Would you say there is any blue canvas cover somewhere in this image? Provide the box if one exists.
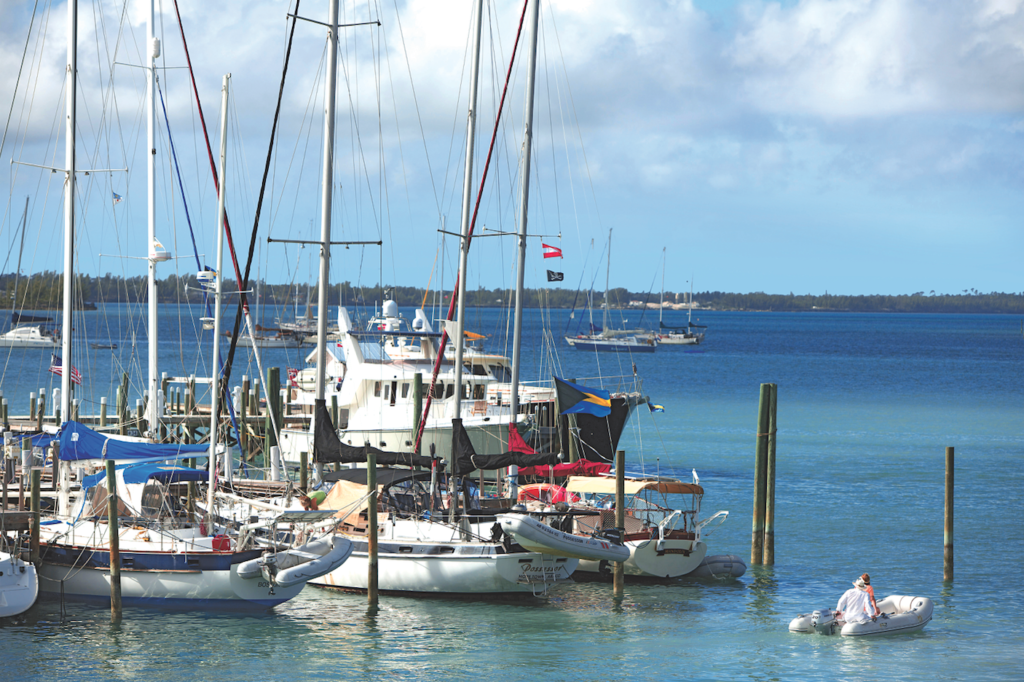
[59,420,209,461]
[80,463,207,491]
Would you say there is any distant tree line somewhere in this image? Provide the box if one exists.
[2,271,1022,314]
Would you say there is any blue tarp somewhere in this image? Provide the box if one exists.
[58,420,209,462]
[80,463,206,491]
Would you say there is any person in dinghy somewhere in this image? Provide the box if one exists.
[835,576,876,624]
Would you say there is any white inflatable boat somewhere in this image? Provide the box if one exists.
[497,514,630,563]
[789,595,933,637]
[684,554,746,579]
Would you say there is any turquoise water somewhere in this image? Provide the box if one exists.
[1,309,1022,681]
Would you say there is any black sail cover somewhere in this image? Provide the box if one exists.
[313,399,437,468]
[451,418,558,475]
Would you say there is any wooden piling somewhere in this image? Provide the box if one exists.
[299,451,308,493]
[106,460,122,621]
[265,368,280,457]
[944,446,954,582]
[71,398,79,422]
[764,383,778,565]
[367,450,378,605]
[412,373,423,456]
[117,372,129,435]
[3,398,9,431]
[37,389,45,430]
[751,383,771,566]
[613,449,625,597]
[29,392,37,421]
[100,396,108,427]
[30,469,40,563]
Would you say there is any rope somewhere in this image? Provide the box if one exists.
[414,0,532,454]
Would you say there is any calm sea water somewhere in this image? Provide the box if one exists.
[1,307,1022,681]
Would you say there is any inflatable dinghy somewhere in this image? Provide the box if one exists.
[789,595,933,637]
[684,554,746,579]
[497,514,630,562]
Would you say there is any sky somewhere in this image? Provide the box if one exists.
[0,0,1021,298]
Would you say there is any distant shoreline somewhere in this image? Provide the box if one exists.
[2,272,1021,315]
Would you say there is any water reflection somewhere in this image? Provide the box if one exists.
[746,565,780,626]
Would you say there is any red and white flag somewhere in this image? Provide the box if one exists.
[49,354,82,385]
[286,367,299,388]
[542,243,562,259]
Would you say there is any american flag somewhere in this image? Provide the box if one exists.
[49,354,82,385]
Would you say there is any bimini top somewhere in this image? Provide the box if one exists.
[565,476,703,496]
[80,463,207,491]
[59,420,209,461]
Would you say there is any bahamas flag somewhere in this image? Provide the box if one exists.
[554,376,611,417]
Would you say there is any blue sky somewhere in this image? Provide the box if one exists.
[1,0,1021,298]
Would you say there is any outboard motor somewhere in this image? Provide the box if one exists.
[811,609,839,635]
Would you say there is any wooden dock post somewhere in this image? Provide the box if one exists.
[412,373,423,456]
[37,388,45,430]
[614,449,625,597]
[944,446,954,582]
[367,450,379,605]
[136,399,145,434]
[117,372,128,435]
[71,398,79,422]
[3,398,9,431]
[29,392,37,421]
[265,368,280,458]
[106,460,122,621]
[30,469,40,563]
[100,397,108,427]
[751,383,771,566]
[764,383,778,565]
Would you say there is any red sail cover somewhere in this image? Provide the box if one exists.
[517,460,612,478]
[507,423,536,454]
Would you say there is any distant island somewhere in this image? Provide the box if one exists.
[2,271,1022,315]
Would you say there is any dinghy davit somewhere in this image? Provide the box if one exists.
[789,595,933,637]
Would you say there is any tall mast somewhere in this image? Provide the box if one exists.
[146,0,160,436]
[206,74,230,521]
[12,197,29,311]
[60,0,77,423]
[509,0,540,443]
[508,0,541,499]
[659,247,665,326]
[603,228,611,333]
[451,0,484,521]
[315,0,340,404]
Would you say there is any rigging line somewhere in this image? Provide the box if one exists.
[414,0,532,455]
[0,0,41,170]
[389,0,442,219]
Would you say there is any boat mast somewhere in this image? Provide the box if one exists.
[146,0,161,437]
[450,0,484,521]
[603,228,611,334]
[659,247,665,328]
[206,74,230,521]
[11,197,29,313]
[60,0,77,423]
[508,0,541,495]
[315,0,339,407]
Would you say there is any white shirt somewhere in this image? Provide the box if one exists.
[836,587,873,623]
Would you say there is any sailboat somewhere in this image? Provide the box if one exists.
[306,0,585,596]
[565,229,658,353]
[656,249,706,345]
[0,199,59,349]
[36,7,349,609]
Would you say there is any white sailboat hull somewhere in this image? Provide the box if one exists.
[310,539,576,595]
[0,551,38,617]
[576,538,707,579]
